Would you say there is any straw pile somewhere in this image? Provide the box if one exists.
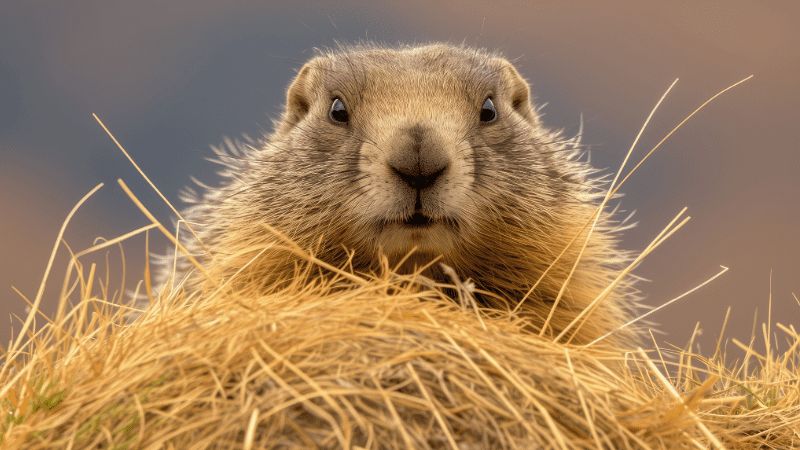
[1,211,797,449]
[3,75,797,449]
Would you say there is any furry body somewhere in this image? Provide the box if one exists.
[153,42,644,347]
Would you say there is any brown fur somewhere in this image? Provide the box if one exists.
[153,42,646,348]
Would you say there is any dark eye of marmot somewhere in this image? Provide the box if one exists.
[480,97,497,122]
[329,98,349,123]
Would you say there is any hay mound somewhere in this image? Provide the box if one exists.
[4,75,797,447]
[1,245,798,449]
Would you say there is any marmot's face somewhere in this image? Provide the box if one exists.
[274,44,571,268]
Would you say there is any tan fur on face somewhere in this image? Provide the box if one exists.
[154,42,646,349]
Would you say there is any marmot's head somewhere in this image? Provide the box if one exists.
[264,42,592,276]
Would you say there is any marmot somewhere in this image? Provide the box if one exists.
[152,42,645,348]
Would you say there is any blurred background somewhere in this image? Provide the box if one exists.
[1,1,798,366]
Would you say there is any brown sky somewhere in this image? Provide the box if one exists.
[1,0,798,364]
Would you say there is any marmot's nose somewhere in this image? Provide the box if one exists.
[391,164,447,190]
[387,124,450,190]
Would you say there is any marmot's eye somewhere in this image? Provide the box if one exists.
[480,97,497,123]
[329,98,349,123]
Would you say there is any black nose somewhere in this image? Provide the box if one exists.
[387,124,449,190]
[391,165,447,190]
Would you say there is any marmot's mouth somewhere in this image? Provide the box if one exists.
[380,213,459,231]
[405,212,433,227]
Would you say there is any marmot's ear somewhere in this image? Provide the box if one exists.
[500,62,540,127]
[280,60,320,133]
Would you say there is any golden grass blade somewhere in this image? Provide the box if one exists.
[585,266,730,348]
[93,113,214,260]
[406,362,459,450]
[558,211,691,345]
[244,408,259,450]
[637,348,726,449]
[531,79,679,325]
[0,182,103,384]
[116,178,215,285]
[608,75,754,202]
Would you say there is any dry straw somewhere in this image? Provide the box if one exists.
[3,76,799,449]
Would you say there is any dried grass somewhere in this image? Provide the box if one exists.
[3,75,796,449]
[1,219,798,449]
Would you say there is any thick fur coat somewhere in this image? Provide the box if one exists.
[150,42,645,348]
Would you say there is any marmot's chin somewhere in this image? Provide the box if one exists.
[376,218,458,257]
